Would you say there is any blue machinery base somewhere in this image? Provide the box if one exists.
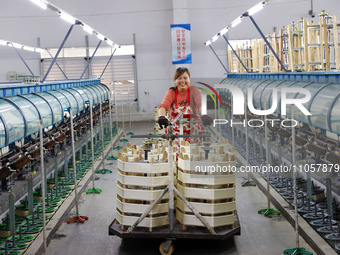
[227,72,340,83]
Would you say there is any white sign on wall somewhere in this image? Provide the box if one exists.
[7,71,17,81]
[171,24,192,64]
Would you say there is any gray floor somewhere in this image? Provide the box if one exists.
[45,121,315,255]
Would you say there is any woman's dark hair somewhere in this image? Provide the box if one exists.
[173,67,190,81]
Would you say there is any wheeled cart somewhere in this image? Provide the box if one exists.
[108,214,240,255]
[108,116,241,254]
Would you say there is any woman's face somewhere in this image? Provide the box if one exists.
[175,72,190,91]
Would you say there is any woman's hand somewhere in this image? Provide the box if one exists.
[158,116,169,129]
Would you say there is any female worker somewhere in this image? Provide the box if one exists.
[157,67,212,145]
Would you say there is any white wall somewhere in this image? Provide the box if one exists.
[0,0,338,112]
[0,51,41,82]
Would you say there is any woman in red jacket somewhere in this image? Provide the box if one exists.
[158,67,211,145]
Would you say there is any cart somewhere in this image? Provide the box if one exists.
[108,115,241,254]
[108,214,240,255]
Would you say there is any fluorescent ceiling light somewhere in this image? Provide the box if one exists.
[59,11,76,24]
[247,1,265,16]
[29,0,119,50]
[47,4,59,12]
[35,48,46,53]
[10,42,23,49]
[106,39,113,46]
[96,33,105,41]
[30,0,48,10]
[219,27,229,36]
[204,0,268,46]
[211,34,219,43]
[23,46,35,52]
[231,16,243,28]
[0,39,45,53]
[82,24,94,34]
[113,44,120,49]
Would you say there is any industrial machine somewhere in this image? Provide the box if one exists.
[217,72,340,254]
[0,79,117,254]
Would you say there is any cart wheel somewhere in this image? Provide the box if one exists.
[159,241,174,255]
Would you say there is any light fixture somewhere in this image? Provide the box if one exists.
[59,11,77,24]
[106,39,113,45]
[82,24,94,35]
[96,33,105,41]
[106,39,114,46]
[204,0,269,46]
[219,27,229,36]
[35,48,46,53]
[0,39,46,53]
[9,42,23,49]
[30,0,47,10]
[23,46,35,52]
[211,34,219,43]
[203,0,271,73]
[29,0,120,49]
[230,16,243,28]
[247,1,265,16]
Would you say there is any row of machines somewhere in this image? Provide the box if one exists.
[0,102,116,254]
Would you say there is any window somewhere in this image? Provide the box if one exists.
[41,45,137,111]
